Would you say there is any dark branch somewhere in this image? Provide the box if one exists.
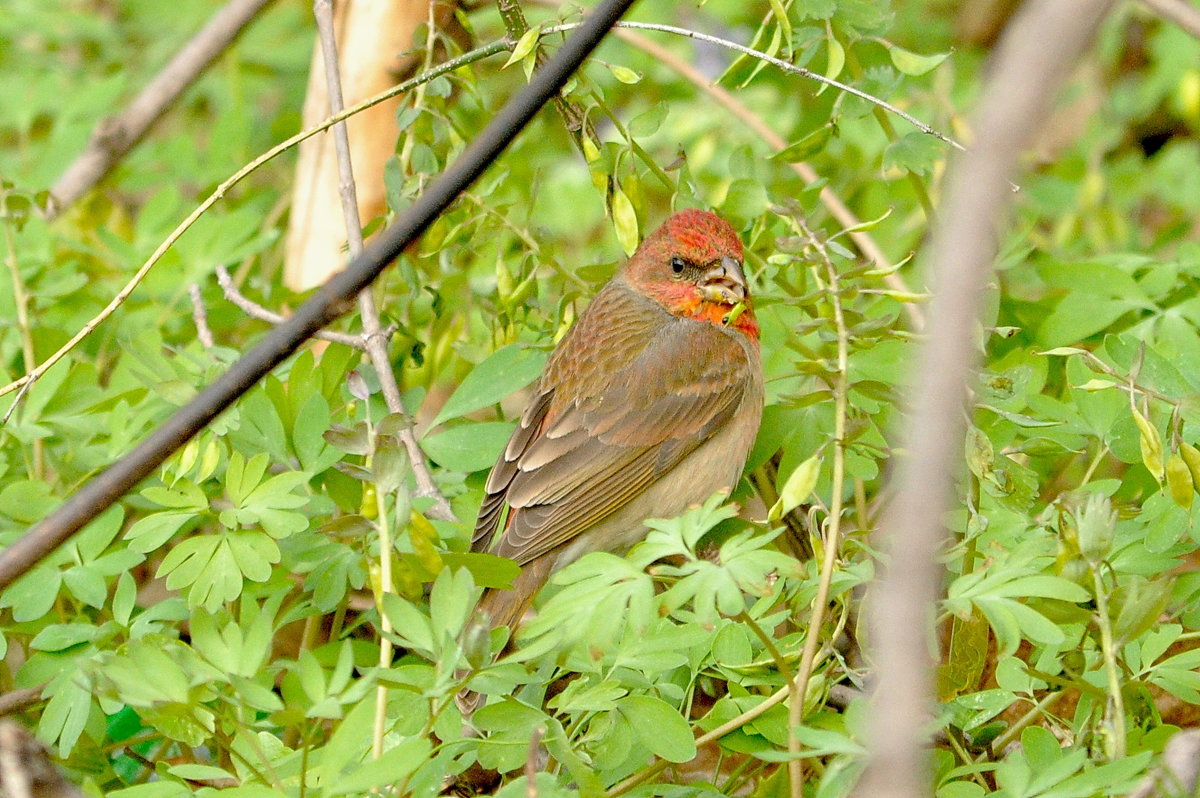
[0,0,640,592]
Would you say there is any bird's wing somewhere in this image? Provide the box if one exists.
[472,283,755,565]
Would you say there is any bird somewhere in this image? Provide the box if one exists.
[463,208,763,706]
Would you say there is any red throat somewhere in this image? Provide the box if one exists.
[645,282,760,341]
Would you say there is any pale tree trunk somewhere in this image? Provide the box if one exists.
[286,0,464,291]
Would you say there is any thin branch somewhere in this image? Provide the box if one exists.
[46,0,276,219]
[0,179,45,475]
[852,2,1115,797]
[1139,0,1200,38]
[0,36,517,402]
[0,0,639,593]
[216,265,366,350]
[312,0,454,520]
[0,685,43,717]
[567,21,964,152]
[613,28,925,330]
[189,283,215,350]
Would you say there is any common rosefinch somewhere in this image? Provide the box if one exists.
[465,209,763,700]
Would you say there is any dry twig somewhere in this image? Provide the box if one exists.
[313,0,455,521]
[216,265,367,350]
[189,283,215,350]
[853,2,1115,796]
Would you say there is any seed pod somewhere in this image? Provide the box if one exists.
[1167,453,1194,510]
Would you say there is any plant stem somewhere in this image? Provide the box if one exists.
[784,214,851,798]
[1091,564,1126,759]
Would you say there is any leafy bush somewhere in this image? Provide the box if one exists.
[2,1,1200,797]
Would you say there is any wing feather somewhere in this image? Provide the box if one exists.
[472,279,756,565]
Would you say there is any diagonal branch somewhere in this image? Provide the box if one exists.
[0,0,640,593]
[215,265,368,350]
[47,0,277,219]
[613,27,925,331]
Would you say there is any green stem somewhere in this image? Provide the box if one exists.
[1091,565,1126,759]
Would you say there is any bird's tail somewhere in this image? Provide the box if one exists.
[455,556,555,717]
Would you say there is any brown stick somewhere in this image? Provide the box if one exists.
[853,1,1114,796]
[46,0,276,219]
[215,265,368,350]
[313,0,455,521]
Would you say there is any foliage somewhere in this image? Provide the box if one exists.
[2,1,1200,797]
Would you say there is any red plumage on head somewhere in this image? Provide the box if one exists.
[660,208,743,263]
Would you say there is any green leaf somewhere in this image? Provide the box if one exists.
[431,345,547,427]
[612,186,639,257]
[0,479,57,523]
[883,132,943,176]
[607,64,641,84]
[770,126,832,163]
[503,25,540,69]
[769,453,820,521]
[887,43,950,76]
[421,421,514,473]
[618,695,696,762]
[326,736,431,794]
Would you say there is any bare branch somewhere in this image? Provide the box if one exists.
[189,283,215,350]
[543,21,963,153]
[215,265,366,350]
[0,686,43,718]
[313,0,455,521]
[853,2,1115,797]
[46,0,276,219]
[0,0,638,594]
[0,720,84,798]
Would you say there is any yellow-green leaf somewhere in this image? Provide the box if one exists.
[818,35,845,96]
[503,26,540,69]
[607,64,641,84]
[887,44,950,76]
[1132,407,1164,484]
[1167,453,1194,509]
[612,187,639,256]
[769,454,821,522]
[1181,443,1200,494]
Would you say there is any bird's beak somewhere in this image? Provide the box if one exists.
[700,256,747,304]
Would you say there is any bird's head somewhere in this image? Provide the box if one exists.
[623,209,758,339]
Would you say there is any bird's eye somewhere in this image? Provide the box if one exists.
[670,256,687,276]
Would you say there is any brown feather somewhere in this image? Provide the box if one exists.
[464,210,764,713]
